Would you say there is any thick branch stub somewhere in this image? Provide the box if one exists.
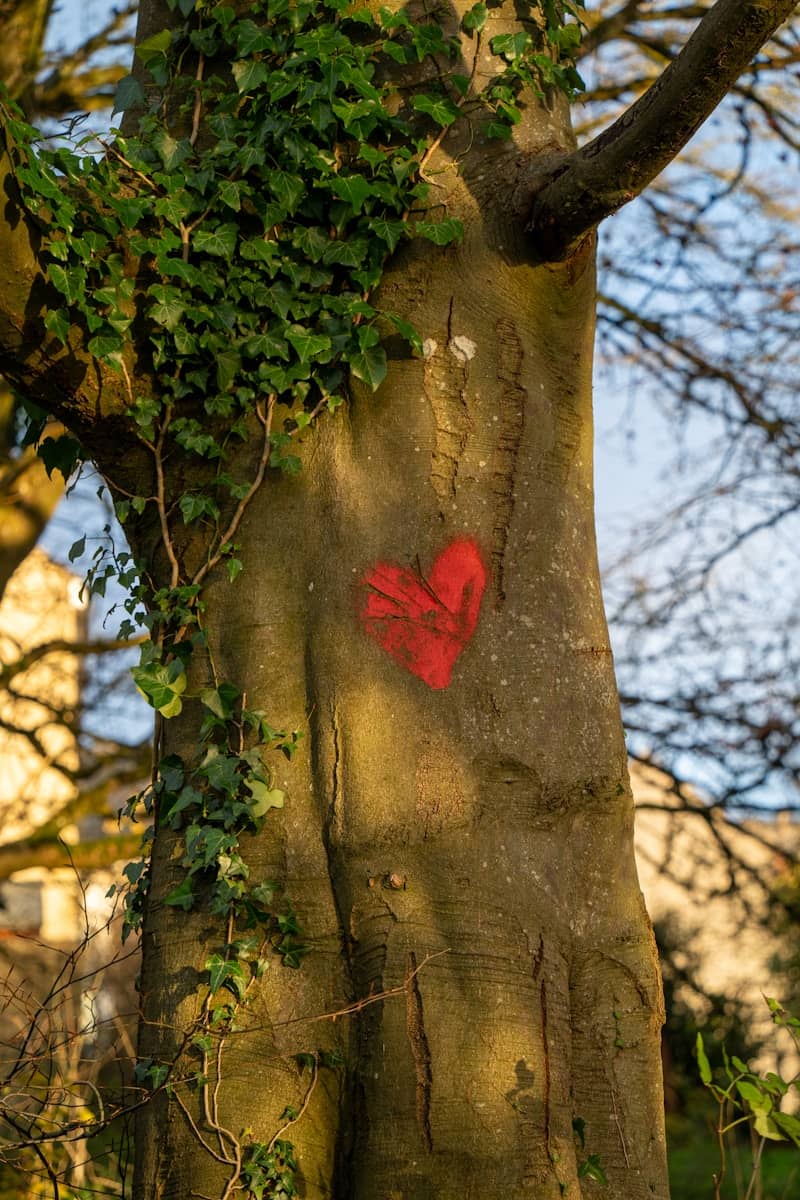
[527,0,798,261]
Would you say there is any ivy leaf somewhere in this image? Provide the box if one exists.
[200,683,241,719]
[164,877,194,910]
[148,285,185,331]
[369,217,406,253]
[329,174,373,212]
[414,217,464,245]
[132,659,188,717]
[113,74,145,114]
[578,1156,608,1186]
[286,326,332,362]
[269,170,305,213]
[696,1034,712,1085]
[490,31,531,61]
[216,347,241,392]
[218,179,242,211]
[236,18,273,55]
[136,28,171,64]
[350,345,387,391]
[205,953,228,994]
[47,263,86,305]
[232,59,270,93]
[384,312,422,354]
[462,2,487,31]
[771,1111,800,1147]
[412,94,460,127]
[38,435,82,481]
[44,309,70,345]
[155,192,195,226]
[193,224,238,257]
[242,331,289,361]
[179,493,220,524]
[88,333,124,363]
[245,780,285,818]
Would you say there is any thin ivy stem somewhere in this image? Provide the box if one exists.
[190,55,205,147]
[192,395,275,589]
[153,404,181,589]
[268,1059,318,1153]
[743,1137,766,1200]
[173,1090,234,1166]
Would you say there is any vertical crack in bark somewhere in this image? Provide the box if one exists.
[306,676,352,977]
[424,296,471,513]
[329,700,344,845]
[540,978,551,1159]
[491,318,526,609]
[405,950,434,1152]
[531,931,545,981]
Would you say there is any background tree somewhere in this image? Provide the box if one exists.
[0,1,799,1199]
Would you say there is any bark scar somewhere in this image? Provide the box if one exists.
[424,296,471,511]
[405,949,433,1152]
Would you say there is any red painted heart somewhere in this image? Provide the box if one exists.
[360,538,487,689]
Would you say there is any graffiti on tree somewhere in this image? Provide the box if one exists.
[360,538,487,689]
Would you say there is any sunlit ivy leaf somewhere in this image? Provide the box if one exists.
[490,31,531,61]
[47,263,86,305]
[245,780,285,818]
[132,659,187,717]
[462,2,487,31]
[695,1034,712,1085]
[578,1156,608,1185]
[414,217,464,245]
[136,29,171,63]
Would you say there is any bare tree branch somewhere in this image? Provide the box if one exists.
[528,0,799,260]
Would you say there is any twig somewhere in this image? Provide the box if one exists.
[274,948,450,1028]
[190,56,205,147]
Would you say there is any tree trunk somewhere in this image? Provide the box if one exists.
[132,120,668,1197]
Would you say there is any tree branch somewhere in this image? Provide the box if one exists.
[528,0,799,260]
[0,117,146,479]
[0,833,142,881]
